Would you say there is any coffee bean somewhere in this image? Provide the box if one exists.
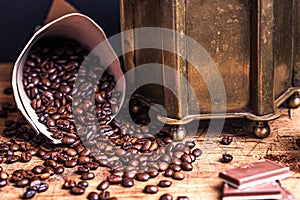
[66,148,77,157]
[88,192,100,200]
[71,186,85,195]
[5,155,20,163]
[54,166,64,174]
[63,179,76,189]
[181,154,192,163]
[192,148,202,157]
[185,141,195,149]
[81,172,95,180]
[159,161,169,171]
[0,179,7,187]
[78,156,90,165]
[77,166,90,174]
[16,179,29,187]
[160,194,173,200]
[158,180,172,188]
[148,168,159,178]
[221,136,233,145]
[20,152,32,162]
[0,172,8,180]
[32,165,44,174]
[23,189,36,199]
[42,167,55,176]
[164,169,174,177]
[122,177,134,187]
[172,172,185,180]
[169,163,181,172]
[107,175,122,184]
[65,159,77,168]
[177,196,189,200]
[97,180,110,191]
[30,176,41,188]
[144,185,158,194]
[77,180,89,188]
[135,173,150,181]
[99,191,110,199]
[0,166,2,172]
[45,159,57,168]
[37,182,49,192]
[181,162,193,171]
[40,173,51,180]
[221,154,233,163]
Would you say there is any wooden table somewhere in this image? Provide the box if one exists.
[1,63,300,200]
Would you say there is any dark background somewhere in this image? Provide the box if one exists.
[0,0,120,62]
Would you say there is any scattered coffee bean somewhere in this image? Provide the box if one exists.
[181,162,193,171]
[37,182,49,192]
[23,189,36,199]
[122,177,134,187]
[71,186,85,195]
[158,180,172,188]
[16,179,29,187]
[192,148,202,157]
[160,194,173,200]
[99,191,110,199]
[63,179,76,189]
[172,172,185,180]
[144,185,158,194]
[54,166,65,174]
[221,154,233,163]
[221,136,233,145]
[88,192,100,200]
[135,173,150,181]
[77,181,89,188]
[177,196,189,200]
[164,169,174,177]
[81,172,95,180]
[0,179,7,187]
[97,180,110,191]
[107,175,122,184]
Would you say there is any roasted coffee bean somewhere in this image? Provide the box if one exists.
[185,141,195,149]
[63,179,76,189]
[23,189,36,199]
[135,173,150,181]
[97,180,110,191]
[221,154,233,163]
[45,159,57,168]
[99,191,110,199]
[160,194,173,200]
[88,192,100,200]
[81,172,95,180]
[32,165,44,174]
[65,159,77,168]
[192,148,202,157]
[107,175,122,184]
[66,148,77,157]
[42,167,55,176]
[77,166,90,174]
[54,166,65,174]
[122,177,134,187]
[16,178,29,187]
[164,169,174,177]
[40,173,51,180]
[5,155,20,163]
[177,196,189,200]
[172,171,185,180]
[181,162,193,171]
[221,136,233,145]
[20,152,32,162]
[77,181,89,188]
[148,168,159,178]
[169,163,181,172]
[159,161,169,171]
[3,87,13,95]
[78,156,90,165]
[144,185,158,194]
[0,109,8,118]
[30,176,41,188]
[0,172,8,180]
[71,186,85,195]
[37,182,49,192]
[158,180,172,188]
[0,179,7,187]
[181,154,192,163]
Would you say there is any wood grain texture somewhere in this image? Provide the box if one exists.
[0,63,300,200]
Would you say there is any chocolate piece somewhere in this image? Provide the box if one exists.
[219,160,290,189]
[222,182,282,200]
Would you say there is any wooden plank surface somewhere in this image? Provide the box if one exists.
[0,63,300,199]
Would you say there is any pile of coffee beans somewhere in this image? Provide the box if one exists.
[0,37,205,199]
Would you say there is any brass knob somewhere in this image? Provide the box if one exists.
[286,92,300,109]
[253,121,270,138]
